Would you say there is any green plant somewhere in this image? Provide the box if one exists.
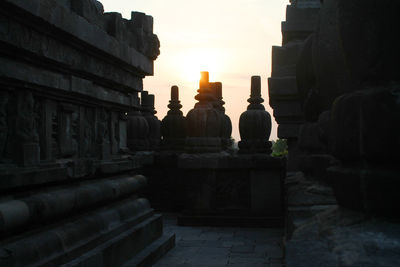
[271,139,288,157]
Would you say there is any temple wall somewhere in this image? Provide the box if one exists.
[0,1,174,266]
[268,0,320,170]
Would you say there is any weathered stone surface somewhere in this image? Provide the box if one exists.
[279,1,400,266]
[0,1,171,266]
[0,175,147,234]
[286,206,400,267]
[177,153,285,227]
[269,2,320,170]
[1,0,157,79]
[328,166,400,217]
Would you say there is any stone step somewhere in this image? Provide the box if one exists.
[62,213,165,267]
[121,233,176,267]
[0,197,156,266]
[0,175,147,236]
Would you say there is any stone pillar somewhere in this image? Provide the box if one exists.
[141,91,161,151]
[239,76,272,154]
[161,86,186,151]
[185,72,222,153]
[210,82,232,150]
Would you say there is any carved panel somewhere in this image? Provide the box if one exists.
[58,104,78,158]
[96,108,111,159]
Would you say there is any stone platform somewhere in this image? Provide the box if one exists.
[154,213,284,267]
[176,153,286,227]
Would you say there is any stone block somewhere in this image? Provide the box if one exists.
[272,101,303,118]
[277,124,301,139]
[271,65,297,77]
[177,154,285,227]
[271,43,303,69]
[251,170,283,215]
[268,77,298,98]
[286,5,320,22]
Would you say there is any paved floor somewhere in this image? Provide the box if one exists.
[153,214,284,267]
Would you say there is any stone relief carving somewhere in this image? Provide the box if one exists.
[16,91,39,143]
[82,107,94,157]
[59,104,78,158]
[96,108,111,159]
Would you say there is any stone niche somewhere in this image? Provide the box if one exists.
[0,0,173,266]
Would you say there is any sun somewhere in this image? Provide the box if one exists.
[178,48,222,84]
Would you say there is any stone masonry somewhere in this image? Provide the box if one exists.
[0,0,174,266]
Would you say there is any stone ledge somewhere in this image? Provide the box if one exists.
[2,0,154,76]
[0,197,154,266]
[0,57,137,108]
[0,158,142,190]
[0,175,148,235]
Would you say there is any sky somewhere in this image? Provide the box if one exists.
[99,0,289,141]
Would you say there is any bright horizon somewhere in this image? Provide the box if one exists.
[100,0,289,141]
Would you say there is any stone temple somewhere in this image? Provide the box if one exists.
[1,0,400,266]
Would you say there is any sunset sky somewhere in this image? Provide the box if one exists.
[100,0,289,141]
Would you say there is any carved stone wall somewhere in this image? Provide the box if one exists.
[268,0,320,170]
[0,1,173,266]
[278,1,400,266]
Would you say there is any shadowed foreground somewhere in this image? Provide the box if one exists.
[154,214,284,267]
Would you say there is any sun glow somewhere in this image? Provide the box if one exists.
[178,48,224,83]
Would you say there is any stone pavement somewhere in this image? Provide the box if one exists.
[153,214,284,267]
